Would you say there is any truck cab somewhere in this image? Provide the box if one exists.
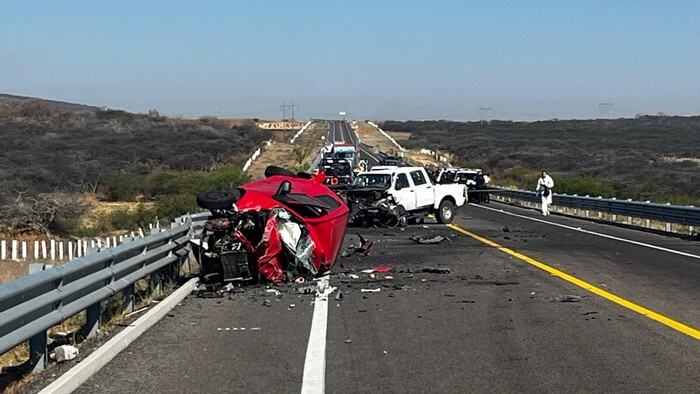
[348,166,467,224]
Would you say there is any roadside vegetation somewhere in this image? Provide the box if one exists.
[380,116,700,205]
[0,99,269,237]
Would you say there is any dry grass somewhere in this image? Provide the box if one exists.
[246,122,328,179]
[0,260,30,286]
[386,131,412,141]
[354,122,442,167]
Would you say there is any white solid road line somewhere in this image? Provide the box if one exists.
[471,203,700,260]
[301,277,334,394]
[39,278,200,394]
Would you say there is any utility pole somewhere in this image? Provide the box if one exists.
[280,102,300,122]
[599,103,614,118]
[478,107,493,124]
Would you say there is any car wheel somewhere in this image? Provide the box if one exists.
[436,200,455,224]
[196,189,241,210]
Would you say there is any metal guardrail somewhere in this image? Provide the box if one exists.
[493,187,700,227]
[0,215,201,371]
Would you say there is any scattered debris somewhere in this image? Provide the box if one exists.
[385,275,394,280]
[266,288,282,296]
[502,226,510,233]
[421,225,430,229]
[350,233,373,255]
[554,295,583,303]
[335,291,344,301]
[289,303,296,308]
[263,300,272,307]
[360,288,382,293]
[422,267,452,274]
[348,274,360,279]
[443,293,456,297]
[582,311,599,316]
[296,285,316,294]
[409,235,448,244]
[51,345,79,363]
[344,339,352,344]
[340,250,351,258]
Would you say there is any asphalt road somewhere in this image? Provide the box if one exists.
[71,202,700,393]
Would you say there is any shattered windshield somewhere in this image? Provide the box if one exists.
[352,174,391,188]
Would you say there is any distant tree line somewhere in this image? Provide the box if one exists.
[381,116,700,204]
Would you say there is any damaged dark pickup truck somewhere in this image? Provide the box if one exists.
[347,166,467,227]
[193,166,349,284]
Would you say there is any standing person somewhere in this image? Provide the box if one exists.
[482,173,491,203]
[536,171,554,216]
[475,171,486,203]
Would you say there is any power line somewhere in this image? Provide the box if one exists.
[280,101,300,121]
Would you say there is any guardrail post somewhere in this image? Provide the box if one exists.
[150,271,162,297]
[29,331,48,372]
[585,210,590,218]
[84,303,101,338]
[627,216,632,225]
[645,219,651,228]
[666,222,672,232]
[122,285,134,314]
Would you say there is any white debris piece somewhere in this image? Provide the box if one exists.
[51,345,79,362]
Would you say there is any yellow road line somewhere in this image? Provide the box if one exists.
[447,223,700,340]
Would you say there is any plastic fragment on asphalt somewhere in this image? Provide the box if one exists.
[348,274,360,279]
[421,267,452,274]
[555,295,583,302]
[344,339,352,344]
[410,235,447,244]
[360,288,381,293]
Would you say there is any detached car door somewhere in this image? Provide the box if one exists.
[410,170,433,208]
[392,173,417,211]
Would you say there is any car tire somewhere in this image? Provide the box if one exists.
[196,189,241,210]
[265,166,296,178]
[436,200,455,224]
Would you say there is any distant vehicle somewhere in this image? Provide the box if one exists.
[331,143,358,168]
[347,166,467,226]
[379,154,406,167]
[321,157,354,188]
[435,168,487,203]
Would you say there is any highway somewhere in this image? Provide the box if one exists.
[66,125,700,393]
[328,119,381,168]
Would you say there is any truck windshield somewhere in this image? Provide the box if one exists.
[352,174,391,188]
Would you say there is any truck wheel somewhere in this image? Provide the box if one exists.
[436,200,455,224]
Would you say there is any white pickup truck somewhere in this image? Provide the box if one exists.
[347,166,467,225]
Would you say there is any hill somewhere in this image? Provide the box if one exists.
[380,116,700,204]
[0,93,104,112]
[0,98,271,236]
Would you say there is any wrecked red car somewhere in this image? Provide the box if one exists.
[194,166,349,283]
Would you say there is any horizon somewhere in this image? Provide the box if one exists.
[2,1,699,121]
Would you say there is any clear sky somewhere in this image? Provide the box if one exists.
[2,1,699,121]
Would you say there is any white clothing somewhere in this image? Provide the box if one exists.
[536,175,554,215]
